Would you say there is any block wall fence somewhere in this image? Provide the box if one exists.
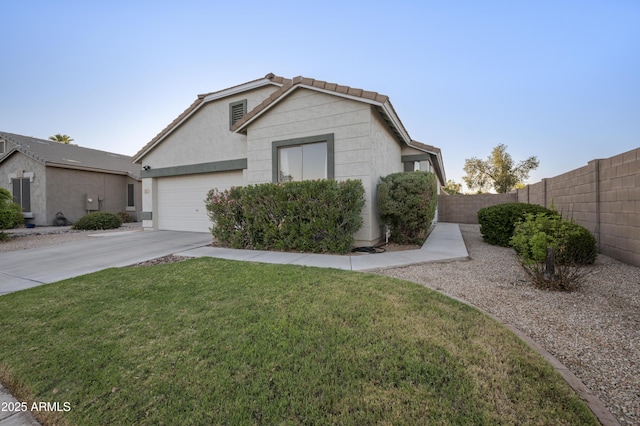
[438,147,640,267]
[438,193,516,224]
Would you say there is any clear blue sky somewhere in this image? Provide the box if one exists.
[3,1,639,191]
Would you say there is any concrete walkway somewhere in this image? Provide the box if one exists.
[180,222,469,271]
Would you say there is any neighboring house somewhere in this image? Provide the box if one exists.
[0,132,141,226]
[133,74,446,246]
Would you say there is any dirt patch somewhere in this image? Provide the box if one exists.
[129,255,191,267]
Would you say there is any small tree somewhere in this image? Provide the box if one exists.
[510,212,597,291]
[377,171,438,245]
[442,179,462,195]
[463,144,538,193]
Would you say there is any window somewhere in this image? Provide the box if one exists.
[12,178,30,212]
[127,183,135,209]
[272,134,335,183]
[0,139,5,154]
[229,99,247,126]
[278,142,327,182]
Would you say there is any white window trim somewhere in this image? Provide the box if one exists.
[8,171,34,184]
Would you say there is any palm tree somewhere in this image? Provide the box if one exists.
[49,134,74,144]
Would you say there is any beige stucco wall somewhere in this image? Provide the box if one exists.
[137,85,437,246]
[46,167,141,224]
[0,153,141,226]
[0,153,47,225]
[245,88,383,244]
[368,107,404,242]
[141,85,278,169]
[141,177,154,229]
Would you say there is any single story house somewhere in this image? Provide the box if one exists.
[0,132,142,226]
[133,73,446,246]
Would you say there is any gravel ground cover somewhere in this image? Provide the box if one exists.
[378,224,639,426]
[1,223,638,424]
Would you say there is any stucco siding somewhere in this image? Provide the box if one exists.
[142,85,278,169]
[46,167,139,224]
[0,154,47,225]
[369,107,404,242]
[245,89,377,244]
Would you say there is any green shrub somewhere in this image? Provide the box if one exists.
[510,213,597,292]
[206,179,365,254]
[377,171,438,245]
[477,203,554,246]
[118,211,132,223]
[511,213,597,266]
[0,188,23,230]
[562,222,598,265]
[72,212,122,230]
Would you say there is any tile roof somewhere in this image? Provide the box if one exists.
[0,132,141,179]
[230,75,390,133]
[133,73,285,161]
[132,73,445,183]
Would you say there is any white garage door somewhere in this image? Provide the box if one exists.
[156,171,243,232]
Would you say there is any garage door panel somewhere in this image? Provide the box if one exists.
[157,171,242,232]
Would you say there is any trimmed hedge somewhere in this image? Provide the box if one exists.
[72,212,122,230]
[477,203,554,246]
[377,171,438,245]
[205,179,365,254]
[0,187,23,229]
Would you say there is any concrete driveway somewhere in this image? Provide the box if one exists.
[0,231,212,295]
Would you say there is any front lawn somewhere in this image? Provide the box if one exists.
[0,258,597,425]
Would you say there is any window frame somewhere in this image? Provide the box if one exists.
[12,177,31,212]
[272,134,335,183]
[126,183,135,211]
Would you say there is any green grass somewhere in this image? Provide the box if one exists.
[0,258,597,425]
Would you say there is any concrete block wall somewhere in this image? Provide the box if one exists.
[438,147,639,266]
[438,192,516,224]
[597,148,640,266]
[516,147,640,267]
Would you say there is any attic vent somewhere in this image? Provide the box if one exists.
[229,99,247,127]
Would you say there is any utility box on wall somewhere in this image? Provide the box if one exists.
[85,194,100,211]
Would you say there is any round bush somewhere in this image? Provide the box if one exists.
[558,221,597,265]
[510,213,597,265]
[377,171,438,245]
[72,212,122,230]
[0,188,23,230]
[477,203,554,246]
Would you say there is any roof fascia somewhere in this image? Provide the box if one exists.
[132,100,207,163]
[234,84,411,144]
[202,78,282,102]
[1,146,46,165]
[0,148,19,164]
[45,162,135,178]
[406,141,446,184]
[133,77,282,163]
[379,102,412,145]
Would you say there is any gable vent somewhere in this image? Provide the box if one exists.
[229,99,247,127]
